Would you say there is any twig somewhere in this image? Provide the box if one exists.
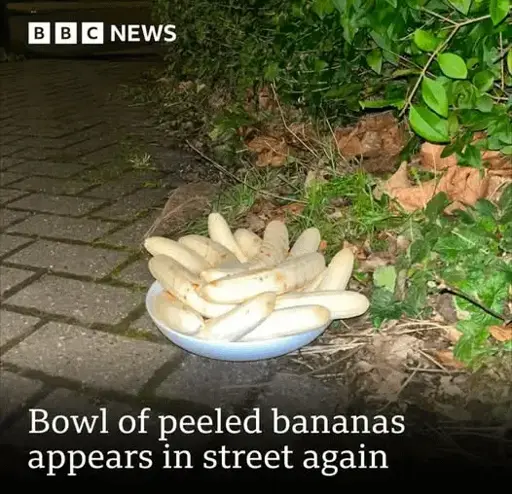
[399,14,493,118]
[438,283,510,324]
[186,140,306,204]
[418,348,449,372]
[302,347,361,376]
[270,83,320,159]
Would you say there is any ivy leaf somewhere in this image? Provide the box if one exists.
[369,288,403,327]
[421,77,449,117]
[438,53,468,79]
[373,265,397,292]
[413,29,440,52]
[473,70,495,92]
[425,191,451,221]
[489,0,509,25]
[409,105,450,143]
[507,50,512,76]
[366,49,383,74]
[448,0,472,14]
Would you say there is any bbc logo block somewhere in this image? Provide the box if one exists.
[28,22,105,45]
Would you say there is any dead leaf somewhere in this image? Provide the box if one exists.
[358,255,391,273]
[381,162,490,213]
[420,138,511,171]
[334,112,407,173]
[488,325,512,342]
[273,203,305,222]
[435,350,465,369]
[343,241,366,259]
[246,135,290,167]
[443,326,463,344]
[319,240,328,253]
[257,85,276,111]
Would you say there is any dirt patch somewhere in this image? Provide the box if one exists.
[283,316,512,423]
[144,181,220,238]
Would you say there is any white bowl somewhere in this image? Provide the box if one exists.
[145,281,327,362]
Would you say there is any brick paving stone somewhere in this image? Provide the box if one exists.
[155,355,277,410]
[0,189,29,206]
[7,161,89,178]
[0,372,44,426]
[5,213,118,241]
[6,176,94,195]
[254,373,348,418]
[0,266,37,296]
[129,312,168,342]
[0,310,40,347]
[0,234,33,258]
[85,170,166,199]
[92,188,168,221]
[6,240,130,278]
[81,163,132,184]
[0,387,213,453]
[7,193,107,217]
[113,258,153,286]
[0,143,25,157]
[4,275,143,325]
[100,210,160,249]
[1,322,173,394]
[0,172,23,186]
[0,158,21,171]
[0,209,31,229]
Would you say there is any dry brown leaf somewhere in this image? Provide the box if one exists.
[420,139,511,171]
[333,113,407,173]
[246,135,289,168]
[319,240,328,253]
[443,326,463,344]
[435,350,466,369]
[381,162,490,213]
[358,255,390,273]
[488,325,512,342]
[257,85,276,111]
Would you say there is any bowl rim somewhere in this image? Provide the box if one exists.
[145,280,325,347]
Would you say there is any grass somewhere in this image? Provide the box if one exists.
[186,166,409,260]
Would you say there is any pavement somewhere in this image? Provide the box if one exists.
[0,57,346,462]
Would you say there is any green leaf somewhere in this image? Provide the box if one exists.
[474,199,498,219]
[409,239,431,264]
[366,49,383,74]
[264,62,279,81]
[437,53,468,79]
[476,94,494,112]
[359,99,405,109]
[489,0,509,25]
[425,192,451,221]
[369,288,403,327]
[473,70,495,92]
[498,183,512,211]
[312,0,335,18]
[413,29,440,52]
[373,265,397,292]
[449,0,472,14]
[409,105,450,143]
[507,50,512,75]
[421,77,449,117]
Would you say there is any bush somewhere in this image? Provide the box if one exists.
[155,0,511,156]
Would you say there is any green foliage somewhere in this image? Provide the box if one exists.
[155,0,511,151]
[369,184,512,368]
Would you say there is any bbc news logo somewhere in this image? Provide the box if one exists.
[28,22,177,45]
